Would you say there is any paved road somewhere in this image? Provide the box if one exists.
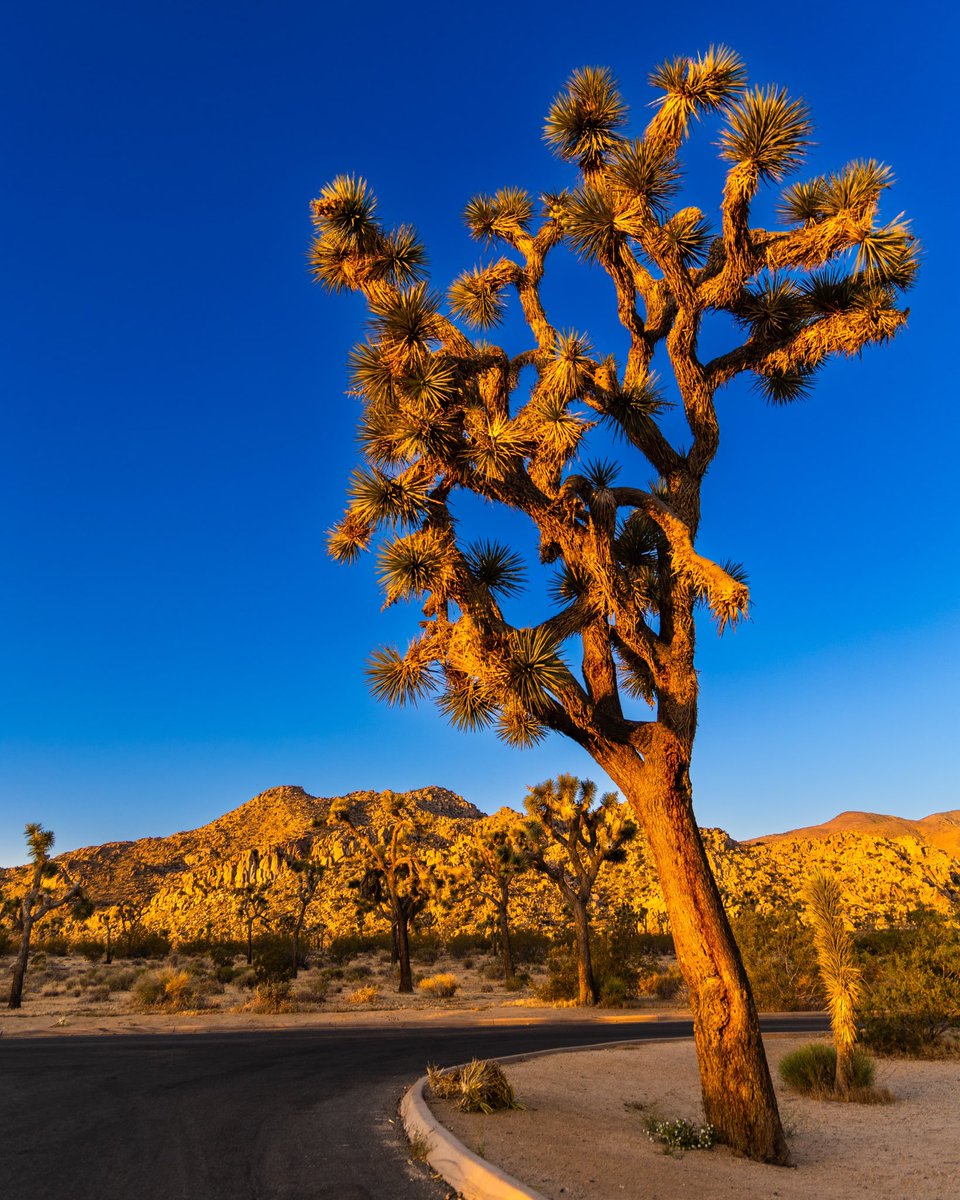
[0,1015,828,1200]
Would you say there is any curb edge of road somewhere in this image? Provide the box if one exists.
[399,1036,686,1200]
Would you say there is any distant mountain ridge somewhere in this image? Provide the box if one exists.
[749,809,960,860]
[1,789,957,940]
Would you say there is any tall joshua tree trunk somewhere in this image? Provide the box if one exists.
[600,729,788,1164]
[497,888,515,982]
[8,913,34,1009]
[570,897,598,1007]
[394,905,413,993]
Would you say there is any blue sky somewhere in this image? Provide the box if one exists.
[1,0,956,866]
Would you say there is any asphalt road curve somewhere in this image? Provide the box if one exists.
[0,1015,828,1200]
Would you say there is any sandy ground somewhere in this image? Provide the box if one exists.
[432,1036,960,1200]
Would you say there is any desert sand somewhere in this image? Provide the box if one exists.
[432,1036,960,1200]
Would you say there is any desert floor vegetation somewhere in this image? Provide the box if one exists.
[0,926,693,1027]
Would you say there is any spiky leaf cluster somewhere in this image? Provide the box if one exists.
[317,54,915,764]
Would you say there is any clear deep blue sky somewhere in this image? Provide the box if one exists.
[2,0,957,866]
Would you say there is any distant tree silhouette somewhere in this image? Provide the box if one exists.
[520,776,635,1004]
[312,49,915,1161]
[7,824,88,1009]
[233,883,271,965]
[330,792,434,992]
[278,850,326,976]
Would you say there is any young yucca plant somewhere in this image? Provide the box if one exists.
[427,1059,523,1113]
[805,870,863,1093]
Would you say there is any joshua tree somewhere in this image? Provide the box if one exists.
[451,811,528,981]
[520,776,635,1004]
[7,824,88,1009]
[233,883,271,965]
[97,909,114,963]
[278,851,326,976]
[330,791,434,992]
[806,870,862,1093]
[312,50,914,1161]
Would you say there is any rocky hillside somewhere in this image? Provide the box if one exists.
[2,788,958,942]
[748,808,960,860]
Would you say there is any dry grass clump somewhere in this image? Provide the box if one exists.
[241,981,299,1014]
[418,972,459,998]
[427,1059,523,1113]
[347,984,380,1006]
[130,968,202,1012]
[779,1042,893,1103]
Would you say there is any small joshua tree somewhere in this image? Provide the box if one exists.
[330,791,435,992]
[806,870,862,1093]
[520,775,636,1005]
[8,824,88,1009]
[233,883,271,965]
[279,851,326,976]
[454,811,528,981]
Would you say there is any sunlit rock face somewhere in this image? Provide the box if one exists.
[1,790,957,942]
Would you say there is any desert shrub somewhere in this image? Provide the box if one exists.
[233,968,257,989]
[481,961,505,980]
[0,930,15,956]
[344,963,373,982]
[502,973,529,992]
[779,1042,876,1095]
[88,984,111,1002]
[130,968,200,1012]
[419,973,459,998]
[118,932,171,959]
[244,981,295,1013]
[445,932,487,959]
[536,918,656,1004]
[509,928,551,965]
[636,965,686,1001]
[327,934,369,965]
[347,984,380,1006]
[72,938,106,962]
[643,1114,714,1151]
[859,913,960,1057]
[427,1059,523,1114]
[208,940,244,967]
[252,936,295,984]
[294,978,328,1005]
[731,907,821,1012]
[106,968,137,992]
[636,932,675,956]
[410,933,441,964]
[215,964,236,984]
[34,935,70,956]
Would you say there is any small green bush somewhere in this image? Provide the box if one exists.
[252,936,295,984]
[327,935,368,965]
[643,1114,714,1151]
[779,1042,876,1094]
[72,938,107,962]
[509,928,551,965]
[446,932,487,959]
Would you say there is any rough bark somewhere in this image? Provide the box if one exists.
[600,731,790,1165]
[571,897,598,1007]
[8,914,32,1009]
[395,908,413,993]
[497,889,515,981]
